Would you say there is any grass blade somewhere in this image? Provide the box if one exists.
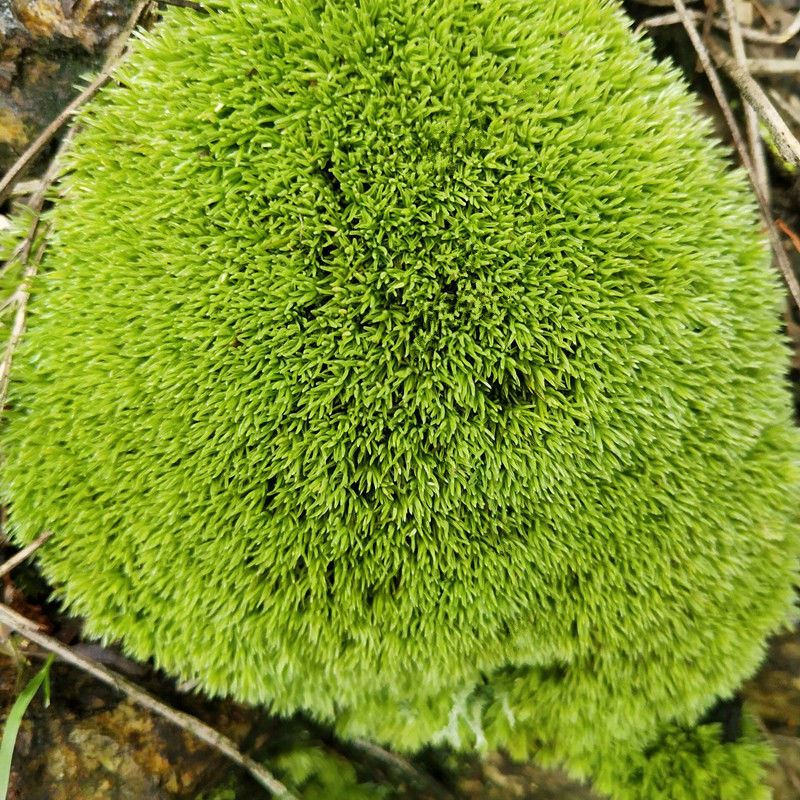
[0,655,54,799]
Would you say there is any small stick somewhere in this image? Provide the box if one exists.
[0,221,50,410]
[701,0,717,47]
[638,9,702,30]
[777,220,800,254]
[156,0,208,12]
[769,89,800,129]
[672,0,800,310]
[769,11,800,44]
[0,0,152,406]
[721,0,770,202]
[0,129,68,409]
[746,58,800,76]
[706,37,800,167]
[352,738,454,798]
[0,532,51,579]
[0,602,296,798]
[0,0,151,205]
[642,10,800,44]
[0,75,109,205]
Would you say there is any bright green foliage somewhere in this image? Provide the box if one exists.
[0,656,54,800]
[598,716,775,800]
[2,0,799,797]
[273,745,393,799]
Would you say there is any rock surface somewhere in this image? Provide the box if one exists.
[0,0,135,174]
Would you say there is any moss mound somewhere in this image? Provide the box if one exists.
[3,0,799,796]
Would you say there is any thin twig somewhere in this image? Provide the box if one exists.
[706,37,800,167]
[105,0,152,64]
[746,58,800,76]
[0,75,109,205]
[641,8,800,44]
[638,9,702,30]
[156,0,208,12]
[0,532,51,579]
[0,129,71,411]
[718,11,800,44]
[771,11,800,43]
[672,0,800,310]
[701,0,716,48]
[352,738,455,799]
[0,602,295,798]
[0,0,151,205]
[770,89,800,130]
[727,21,798,44]
[777,220,800,253]
[0,221,50,410]
[0,0,152,408]
[721,0,769,202]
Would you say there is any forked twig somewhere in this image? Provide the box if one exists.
[671,0,800,310]
[0,602,296,798]
[706,37,800,168]
[721,0,769,202]
[639,8,800,44]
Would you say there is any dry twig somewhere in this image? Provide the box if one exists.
[768,89,800,132]
[0,0,154,409]
[0,532,51,579]
[639,8,800,44]
[0,220,51,410]
[156,0,208,11]
[672,0,800,310]
[747,58,800,76]
[352,738,455,799]
[706,37,800,167]
[767,10,800,44]
[721,0,769,201]
[0,602,295,797]
[0,129,72,411]
[638,9,702,30]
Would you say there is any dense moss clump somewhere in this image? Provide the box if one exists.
[3,0,799,796]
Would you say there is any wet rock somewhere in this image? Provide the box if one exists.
[3,660,240,800]
[0,0,136,174]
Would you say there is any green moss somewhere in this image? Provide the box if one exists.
[2,0,798,796]
[273,745,393,799]
[595,715,775,800]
